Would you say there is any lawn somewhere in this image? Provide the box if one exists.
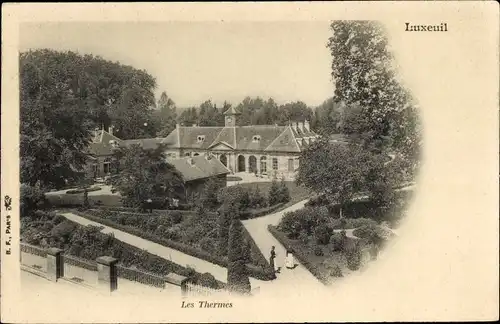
[235,181,312,205]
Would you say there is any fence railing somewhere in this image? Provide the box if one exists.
[184,282,224,297]
[63,254,98,272]
[20,242,47,257]
[20,242,193,295]
[116,265,167,289]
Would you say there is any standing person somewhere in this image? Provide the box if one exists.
[270,246,279,274]
[147,198,153,213]
[285,249,295,269]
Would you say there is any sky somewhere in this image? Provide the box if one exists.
[19,22,334,108]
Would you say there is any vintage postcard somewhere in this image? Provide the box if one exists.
[1,2,498,323]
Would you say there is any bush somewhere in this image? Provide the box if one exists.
[330,264,343,277]
[217,186,250,210]
[199,237,217,254]
[20,184,45,217]
[50,220,77,242]
[196,272,220,289]
[330,232,346,252]
[314,246,324,256]
[314,224,333,245]
[248,186,267,209]
[170,211,183,224]
[345,242,362,271]
[71,209,275,281]
[299,230,309,244]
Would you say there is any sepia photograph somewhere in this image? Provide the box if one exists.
[1,2,498,323]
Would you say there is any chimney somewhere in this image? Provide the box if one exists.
[304,120,310,132]
[298,121,304,132]
[291,122,298,133]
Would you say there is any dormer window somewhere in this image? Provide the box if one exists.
[197,135,205,143]
[252,135,261,143]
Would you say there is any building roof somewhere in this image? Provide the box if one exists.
[223,106,241,115]
[88,130,124,156]
[123,138,166,150]
[165,124,319,153]
[168,155,230,182]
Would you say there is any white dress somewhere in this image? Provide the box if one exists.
[285,253,295,269]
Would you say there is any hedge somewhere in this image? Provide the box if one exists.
[239,203,285,220]
[71,210,274,281]
[95,206,204,217]
[66,187,102,195]
[241,225,276,280]
[268,225,330,285]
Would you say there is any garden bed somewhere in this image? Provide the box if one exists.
[268,225,358,285]
[20,210,224,288]
[70,209,275,281]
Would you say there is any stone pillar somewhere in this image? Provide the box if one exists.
[46,248,64,282]
[245,155,250,173]
[96,256,118,293]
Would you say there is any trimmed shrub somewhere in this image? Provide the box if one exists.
[314,224,333,245]
[330,264,343,277]
[196,272,220,289]
[345,242,362,271]
[330,232,346,252]
[227,260,251,295]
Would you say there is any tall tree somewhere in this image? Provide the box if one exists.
[20,50,94,188]
[110,144,184,207]
[327,21,421,175]
[156,91,178,137]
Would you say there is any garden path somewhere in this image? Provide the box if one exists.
[58,212,260,286]
[241,199,328,297]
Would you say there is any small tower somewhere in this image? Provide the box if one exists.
[223,106,241,127]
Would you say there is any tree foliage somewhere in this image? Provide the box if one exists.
[227,219,251,294]
[327,21,421,175]
[155,91,178,137]
[20,49,159,188]
[110,144,184,207]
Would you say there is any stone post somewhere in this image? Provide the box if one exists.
[46,248,64,282]
[96,256,118,293]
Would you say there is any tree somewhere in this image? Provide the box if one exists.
[156,91,177,137]
[177,107,198,126]
[199,178,223,211]
[276,101,314,125]
[267,180,281,206]
[327,21,421,176]
[297,139,386,217]
[217,201,239,256]
[278,178,291,204]
[227,219,251,294]
[311,97,343,135]
[110,144,184,207]
[20,49,159,189]
[197,100,224,126]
